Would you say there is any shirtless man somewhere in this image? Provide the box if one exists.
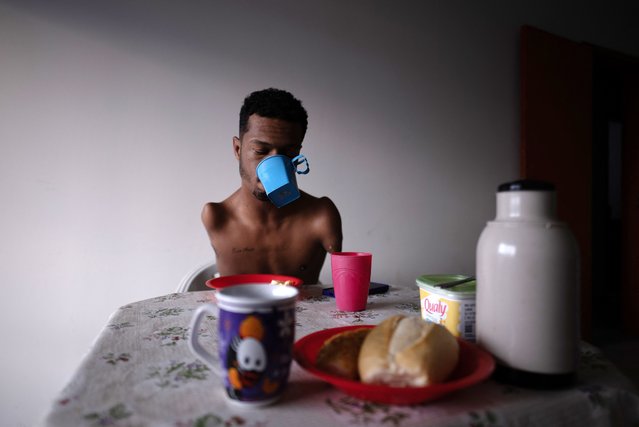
[202,88,343,284]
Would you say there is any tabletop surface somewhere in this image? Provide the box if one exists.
[43,286,639,427]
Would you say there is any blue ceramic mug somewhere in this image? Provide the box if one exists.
[256,154,310,207]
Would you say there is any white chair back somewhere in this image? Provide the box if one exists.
[176,261,218,292]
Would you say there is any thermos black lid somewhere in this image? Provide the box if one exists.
[497,179,555,192]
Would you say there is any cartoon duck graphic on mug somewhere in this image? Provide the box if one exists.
[223,312,294,400]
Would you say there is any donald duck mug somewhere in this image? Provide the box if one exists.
[189,284,298,406]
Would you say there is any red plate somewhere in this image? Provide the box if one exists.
[205,274,303,290]
[293,325,495,405]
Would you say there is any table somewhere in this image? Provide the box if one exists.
[43,286,639,427]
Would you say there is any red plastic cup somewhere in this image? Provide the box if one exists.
[331,252,372,311]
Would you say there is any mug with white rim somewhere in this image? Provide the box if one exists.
[189,284,299,406]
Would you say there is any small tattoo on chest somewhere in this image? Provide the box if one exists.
[232,247,255,254]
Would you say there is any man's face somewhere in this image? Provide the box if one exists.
[234,114,304,201]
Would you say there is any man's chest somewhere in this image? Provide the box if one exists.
[210,219,327,282]
[213,224,317,259]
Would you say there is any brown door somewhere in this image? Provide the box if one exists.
[520,25,639,340]
[621,60,639,336]
[520,25,593,339]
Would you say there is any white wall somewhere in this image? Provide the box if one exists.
[1,0,638,425]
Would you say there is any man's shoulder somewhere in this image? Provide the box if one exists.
[299,192,337,209]
[201,197,237,230]
[297,192,342,246]
[202,199,229,212]
[203,190,242,213]
[202,201,223,216]
[298,192,341,221]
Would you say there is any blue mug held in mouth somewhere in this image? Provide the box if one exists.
[256,154,310,208]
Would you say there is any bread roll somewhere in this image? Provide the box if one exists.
[358,315,459,387]
[315,328,370,380]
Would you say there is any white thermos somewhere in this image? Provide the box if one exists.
[476,180,580,388]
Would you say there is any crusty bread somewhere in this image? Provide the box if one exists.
[358,315,459,387]
[356,315,403,383]
[315,328,370,380]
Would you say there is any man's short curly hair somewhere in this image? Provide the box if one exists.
[239,88,308,138]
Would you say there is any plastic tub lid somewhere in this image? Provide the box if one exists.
[416,274,476,297]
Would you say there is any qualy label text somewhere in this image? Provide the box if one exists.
[423,296,448,320]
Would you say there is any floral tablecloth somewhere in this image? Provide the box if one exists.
[43,286,639,427]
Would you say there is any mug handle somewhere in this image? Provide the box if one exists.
[188,303,219,372]
[292,155,310,175]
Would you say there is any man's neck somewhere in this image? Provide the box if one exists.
[235,188,290,224]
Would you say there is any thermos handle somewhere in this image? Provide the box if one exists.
[292,155,310,175]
